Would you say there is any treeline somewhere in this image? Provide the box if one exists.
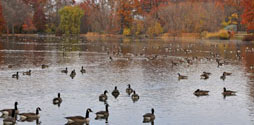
[0,0,253,36]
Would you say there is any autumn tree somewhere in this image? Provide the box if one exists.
[241,0,254,33]
[0,1,5,34]
[33,6,46,32]
[59,6,84,35]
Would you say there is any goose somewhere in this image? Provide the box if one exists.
[70,70,76,79]
[109,56,113,61]
[61,67,68,74]
[143,108,155,123]
[223,72,232,76]
[220,73,226,81]
[126,84,133,95]
[111,86,120,98]
[23,70,31,76]
[131,91,139,102]
[53,93,62,105]
[178,73,188,80]
[41,64,49,69]
[222,87,236,96]
[193,89,209,96]
[203,72,211,76]
[65,108,92,124]
[19,107,41,121]
[95,104,109,120]
[3,109,16,125]
[0,102,19,117]
[80,66,86,74]
[12,72,19,79]
[200,73,209,80]
[99,90,108,102]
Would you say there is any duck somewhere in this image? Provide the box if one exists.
[126,84,133,95]
[99,90,108,102]
[0,102,19,117]
[53,93,62,105]
[41,64,49,69]
[80,66,86,74]
[65,108,92,124]
[95,104,109,120]
[223,72,232,76]
[222,87,236,96]
[143,108,155,123]
[70,70,76,79]
[61,67,68,74]
[178,73,188,80]
[193,89,209,96]
[131,91,139,102]
[23,70,31,76]
[19,107,41,121]
[111,86,120,98]
[12,72,19,79]
[3,109,16,125]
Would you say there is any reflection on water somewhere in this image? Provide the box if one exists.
[0,36,254,124]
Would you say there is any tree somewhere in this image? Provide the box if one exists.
[33,6,46,32]
[59,6,84,35]
[241,0,254,32]
[0,1,5,34]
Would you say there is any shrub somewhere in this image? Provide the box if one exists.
[146,22,163,37]
[123,28,131,36]
[219,30,230,40]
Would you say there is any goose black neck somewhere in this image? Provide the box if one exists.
[105,105,109,112]
[36,109,40,115]
[14,103,18,110]
[85,110,90,118]
[224,88,226,92]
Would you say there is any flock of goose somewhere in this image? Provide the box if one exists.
[1,65,154,125]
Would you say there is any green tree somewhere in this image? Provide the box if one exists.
[59,6,84,35]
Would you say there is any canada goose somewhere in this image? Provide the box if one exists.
[220,73,226,81]
[143,108,155,123]
[65,108,92,124]
[95,104,109,120]
[131,91,139,102]
[126,84,133,95]
[171,61,178,66]
[80,66,86,74]
[203,72,211,76]
[223,72,232,76]
[222,87,236,96]
[61,67,68,74]
[12,72,19,79]
[99,90,108,102]
[53,93,62,105]
[23,70,31,76]
[70,70,76,79]
[109,56,113,61]
[0,102,19,117]
[112,86,120,98]
[193,89,209,96]
[8,65,13,68]
[41,64,49,69]
[19,107,41,121]
[3,109,16,125]
[200,73,209,80]
[178,73,188,80]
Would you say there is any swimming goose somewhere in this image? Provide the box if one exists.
[193,89,209,96]
[126,84,133,95]
[131,91,139,102]
[19,107,41,121]
[23,70,31,76]
[3,109,16,125]
[222,87,236,96]
[223,72,232,76]
[65,108,92,124]
[80,66,86,74]
[12,72,19,79]
[99,90,108,102]
[95,104,109,120]
[112,86,120,98]
[200,73,209,80]
[178,73,188,80]
[61,67,68,74]
[143,108,155,123]
[220,73,226,81]
[70,70,76,79]
[0,102,19,117]
[53,93,62,105]
[41,64,49,69]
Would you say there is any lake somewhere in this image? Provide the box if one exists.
[0,36,254,125]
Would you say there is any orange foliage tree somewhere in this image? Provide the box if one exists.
[241,0,254,32]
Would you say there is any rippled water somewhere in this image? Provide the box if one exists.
[0,36,254,125]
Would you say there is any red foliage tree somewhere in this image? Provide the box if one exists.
[33,7,46,32]
[0,1,5,34]
[241,0,254,32]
